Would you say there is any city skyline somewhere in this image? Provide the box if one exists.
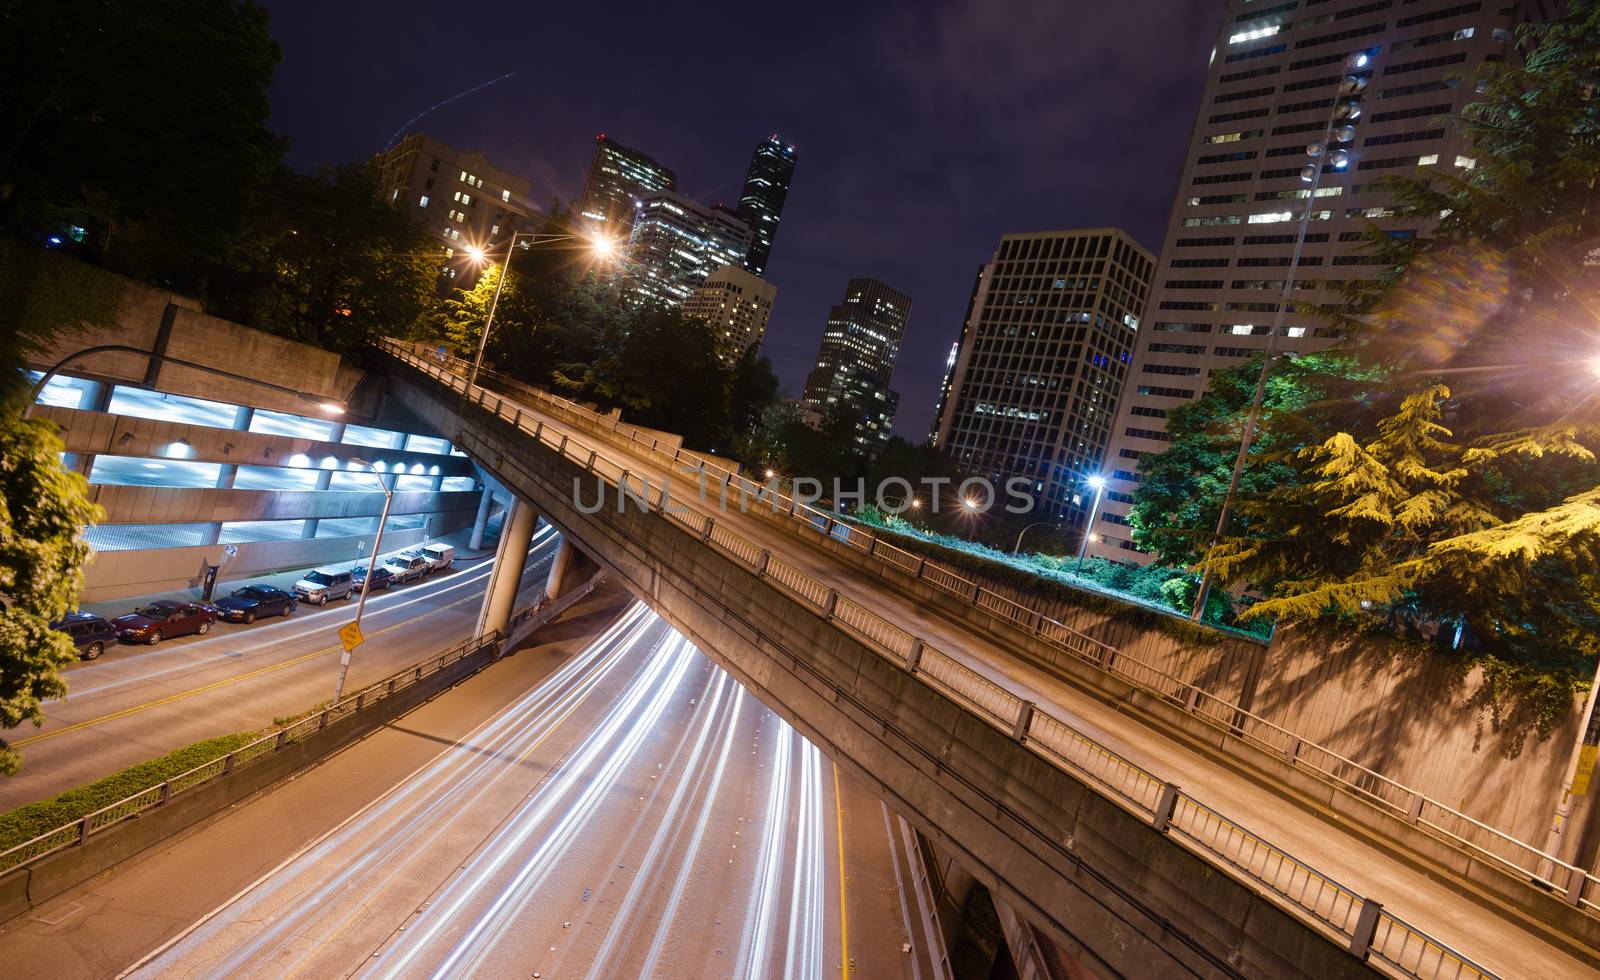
[251,0,1217,436]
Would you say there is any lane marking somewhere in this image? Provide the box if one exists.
[834,760,850,980]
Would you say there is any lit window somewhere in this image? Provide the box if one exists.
[1454,155,1476,170]
[419,195,429,208]
[491,224,500,236]
[1230,324,1254,335]
[501,189,511,202]
[459,170,468,181]
[1418,154,1439,166]
[1228,24,1280,45]
[1285,326,1307,338]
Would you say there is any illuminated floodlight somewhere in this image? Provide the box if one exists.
[1087,474,1107,490]
[464,245,487,263]
[164,440,193,459]
[1589,355,1600,379]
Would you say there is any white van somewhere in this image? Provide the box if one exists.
[420,543,456,571]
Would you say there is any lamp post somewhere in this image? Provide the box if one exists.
[1076,475,1107,573]
[333,458,393,705]
[22,345,347,421]
[1190,50,1372,622]
[1011,521,1058,555]
[463,232,616,391]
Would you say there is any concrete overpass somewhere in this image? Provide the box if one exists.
[378,341,1600,980]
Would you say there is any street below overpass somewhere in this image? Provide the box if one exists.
[0,526,560,811]
[0,595,946,980]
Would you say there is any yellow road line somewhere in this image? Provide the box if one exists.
[834,760,850,979]
[15,590,485,748]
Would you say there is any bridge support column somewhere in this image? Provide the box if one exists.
[476,498,538,638]
[544,534,574,601]
[469,484,495,551]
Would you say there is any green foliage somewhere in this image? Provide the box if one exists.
[209,165,441,354]
[0,731,256,848]
[0,0,285,284]
[1130,3,1600,682]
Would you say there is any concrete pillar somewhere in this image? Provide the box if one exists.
[301,518,320,539]
[64,453,95,477]
[545,535,574,602]
[232,405,255,431]
[328,421,348,443]
[476,499,538,638]
[429,472,445,491]
[215,463,238,489]
[390,430,407,449]
[315,469,334,491]
[81,380,113,413]
[469,487,495,551]
[200,522,222,546]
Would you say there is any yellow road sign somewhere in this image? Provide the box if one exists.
[339,621,365,653]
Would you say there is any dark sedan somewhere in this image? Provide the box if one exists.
[352,564,393,594]
[113,600,215,645]
[214,586,297,624]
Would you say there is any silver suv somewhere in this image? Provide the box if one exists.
[292,567,355,605]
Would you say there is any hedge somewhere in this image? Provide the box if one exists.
[0,731,259,852]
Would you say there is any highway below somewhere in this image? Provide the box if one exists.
[431,364,1600,979]
[0,597,946,979]
[0,525,561,811]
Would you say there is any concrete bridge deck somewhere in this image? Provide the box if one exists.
[382,344,1597,980]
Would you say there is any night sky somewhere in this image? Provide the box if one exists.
[258,0,1216,436]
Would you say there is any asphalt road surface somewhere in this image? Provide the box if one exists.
[0,596,947,979]
[0,525,561,811]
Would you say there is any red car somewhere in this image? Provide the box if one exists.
[113,600,216,645]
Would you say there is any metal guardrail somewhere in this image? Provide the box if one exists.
[388,340,1600,921]
[0,631,501,877]
[385,341,1506,979]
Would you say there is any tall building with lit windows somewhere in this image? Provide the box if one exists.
[578,135,677,234]
[935,229,1155,530]
[735,135,797,276]
[802,278,912,457]
[1090,0,1538,561]
[625,191,753,308]
[683,264,778,363]
[372,133,537,283]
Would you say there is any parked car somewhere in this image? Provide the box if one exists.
[51,612,119,660]
[112,600,215,645]
[292,567,355,605]
[419,543,456,572]
[214,585,297,624]
[352,563,393,594]
[382,554,431,585]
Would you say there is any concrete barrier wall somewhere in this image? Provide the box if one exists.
[24,265,360,415]
[84,485,477,525]
[1252,626,1581,845]
[79,512,471,603]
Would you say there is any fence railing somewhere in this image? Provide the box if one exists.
[384,338,1598,922]
[384,342,1508,979]
[0,631,499,877]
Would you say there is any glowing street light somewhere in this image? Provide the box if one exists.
[1589,354,1600,379]
[1075,474,1108,573]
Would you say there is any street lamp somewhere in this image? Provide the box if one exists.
[1189,49,1372,622]
[1075,475,1107,574]
[22,345,348,421]
[333,457,394,705]
[464,231,617,391]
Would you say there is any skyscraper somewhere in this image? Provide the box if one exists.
[802,278,912,457]
[735,135,797,277]
[683,264,778,364]
[578,135,677,234]
[1091,0,1528,561]
[625,191,753,308]
[936,229,1155,527]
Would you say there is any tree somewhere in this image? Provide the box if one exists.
[0,0,285,288]
[210,165,441,354]
[0,241,108,775]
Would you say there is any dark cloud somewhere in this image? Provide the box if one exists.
[257,0,1214,435]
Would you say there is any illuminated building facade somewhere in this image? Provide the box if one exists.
[683,264,778,363]
[734,135,797,277]
[935,229,1154,528]
[626,192,753,308]
[1091,0,1536,560]
[578,135,677,234]
[801,278,912,457]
